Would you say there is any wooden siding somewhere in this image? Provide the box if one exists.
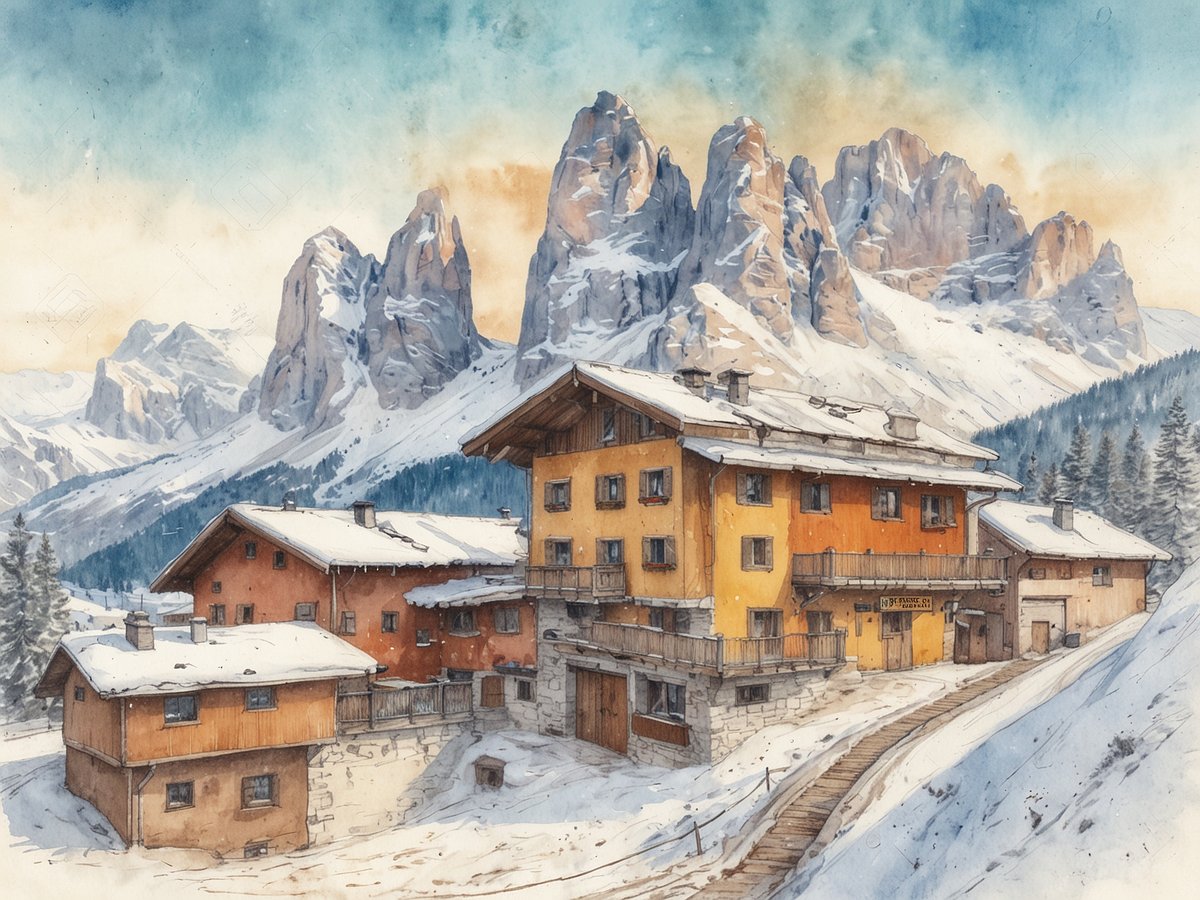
[543,404,674,455]
[123,680,337,764]
[139,747,309,854]
[63,667,121,763]
[65,746,131,845]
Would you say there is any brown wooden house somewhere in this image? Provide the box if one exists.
[33,612,377,856]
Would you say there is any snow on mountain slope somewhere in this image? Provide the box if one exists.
[788,563,1200,899]
[1141,306,1200,356]
[0,369,93,424]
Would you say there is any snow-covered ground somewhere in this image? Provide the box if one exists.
[786,565,1200,900]
[0,622,1146,900]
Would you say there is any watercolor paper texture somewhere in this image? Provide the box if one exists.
[1,2,1198,898]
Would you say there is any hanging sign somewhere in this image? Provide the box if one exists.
[880,595,933,612]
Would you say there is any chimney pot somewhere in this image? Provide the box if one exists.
[352,500,377,529]
[124,610,154,651]
[1052,498,1074,532]
[497,507,512,520]
[281,491,297,511]
[884,408,920,441]
[190,617,208,644]
[677,367,711,397]
[717,368,752,406]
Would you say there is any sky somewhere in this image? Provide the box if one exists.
[2,0,1198,373]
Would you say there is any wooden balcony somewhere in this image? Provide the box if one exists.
[524,564,626,601]
[562,621,847,675]
[791,551,1007,590]
[336,681,473,732]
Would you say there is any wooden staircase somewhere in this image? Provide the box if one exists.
[693,658,1044,898]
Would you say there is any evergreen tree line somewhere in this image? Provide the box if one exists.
[0,514,70,720]
[1015,396,1198,592]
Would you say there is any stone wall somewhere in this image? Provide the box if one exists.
[704,669,836,763]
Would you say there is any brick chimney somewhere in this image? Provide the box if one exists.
[677,366,711,397]
[190,616,208,644]
[352,500,377,529]
[124,610,154,651]
[718,368,752,406]
[884,408,920,441]
[1053,498,1074,532]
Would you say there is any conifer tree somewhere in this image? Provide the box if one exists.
[1022,452,1040,499]
[1060,423,1092,507]
[1147,396,1199,590]
[1089,430,1117,519]
[1113,425,1149,533]
[0,514,42,719]
[32,533,69,654]
[1038,462,1060,505]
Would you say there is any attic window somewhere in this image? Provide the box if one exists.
[1093,565,1112,587]
[600,408,616,444]
[211,580,222,594]
[294,602,316,622]
[921,495,957,529]
[244,541,257,560]
[74,686,85,702]
[273,550,287,569]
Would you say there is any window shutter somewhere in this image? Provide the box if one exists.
[563,479,571,510]
[665,536,677,567]
[765,537,774,569]
[762,474,773,504]
[736,473,748,505]
[639,469,650,501]
[872,488,884,519]
[595,538,606,563]
[595,475,604,505]
[642,536,652,565]
[921,494,932,526]
[944,495,957,526]
[544,538,554,565]
[663,467,673,500]
[543,480,553,510]
[616,474,626,504]
[741,536,752,569]
[242,779,254,808]
[820,483,830,511]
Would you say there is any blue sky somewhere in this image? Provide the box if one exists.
[2,0,1196,369]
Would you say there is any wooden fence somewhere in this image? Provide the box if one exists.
[336,681,473,730]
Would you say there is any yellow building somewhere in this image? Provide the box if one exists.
[464,362,1019,765]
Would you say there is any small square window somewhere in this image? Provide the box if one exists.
[164,694,198,724]
[801,482,831,514]
[493,607,520,634]
[166,781,194,810]
[211,580,222,594]
[741,536,773,570]
[921,494,958,528]
[639,468,672,504]
[648,607,665,630]
[74,685,85,702]
[749,609,782,638]
[209,603,227,625]
[244,541,257,559]
[595,474,626,509]
[643,536,676,569]
[738,472,772,506]
[236,604,254,625]
[1028,567,1047,580]
[450,609,477,635]
[645,679,685,721]
[381,611,398,633]
[244,841,269,858]
[736,684,770,706]
[547,539,573,567]
[273,550,287,569]
[241,774,277,809]
[597,538,624,565]
[516,679,535,702]
[340,611,357,635]
[1093,565,1112,586]
[294,602,316,622]
[415,628,433,647]
[872,486,903,521]
[565,602,590,620]
[245,687,275,711]
[545,479,571,512]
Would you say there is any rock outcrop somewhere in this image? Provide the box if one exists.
[515,91,693,383]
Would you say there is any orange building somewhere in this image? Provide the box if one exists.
[464,362,1020,766]
[150,502,533,691]
[33,613,377,856]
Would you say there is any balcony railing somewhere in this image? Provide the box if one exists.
[524,564,626,601]
[791,551,1007,589]
[566,621,847,674]
[336,681,473,731]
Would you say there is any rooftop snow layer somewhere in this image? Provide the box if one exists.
[980,500,1170,560]
[53,622,378,697]
[405,573,527,608]
[681,437,1021,491]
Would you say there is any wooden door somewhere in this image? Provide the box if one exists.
[575,670,628,754]
[1031,621,1051,655]
[985,612,1005,661]
[481,675,504,708]
[954,618,971,663]
[882,612,913,671]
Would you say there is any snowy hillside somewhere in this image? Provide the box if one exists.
[789,562,1200,899]
[1141,306,1200,356]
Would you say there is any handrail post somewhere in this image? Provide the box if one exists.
[368,684,375,730]
[717,637,725,676]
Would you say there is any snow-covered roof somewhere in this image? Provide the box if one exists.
[980,500,1171,561]
[151,503,526,591]
[37,622,378,699]
[681,437,1021,492]
[463,360,1001,465]
[405,573,527,608]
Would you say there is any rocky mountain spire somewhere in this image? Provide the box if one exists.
[363,187,481,408]
[514,91,693,383]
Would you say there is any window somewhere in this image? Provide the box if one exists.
[208,603,226,626]
[921,494,958,528]
[639,467,672,504]
[164,694,198,724]
[806,610,833,634]
[642,535,677,569]
[245,687,276,711]
[244,541,257,559]
[638,413,658,439]
[166,781,194,810]
[516,679,535,702]
[645,607,687,633]
[493,607,520,634]
[450,609,477,635]
[737,472,772,506]
[801,482,831,514]
[236,604,254,625]
[872,486,903,521]
[736,684,770,706]
[340,611,356,635]
[597,538,624,565]
[211,580,222,594]
[546,538,573,567]
[645,679,685,721]
[273,550,287,569]
[741,536,774,570]
[544,479,571,512]
[648,607,666,630]
[415,628,432,647]
[241,774,277,809]
[74,685,85,702]
[600,408,616,444]
[381,611,398,633]
[1093,565,1113,586]
[749,609,782,638]
[294,602,316,622]
[565,602,590,620]
[595,474,626,509]
[1028,567,1047,580]
[244,842,269,859]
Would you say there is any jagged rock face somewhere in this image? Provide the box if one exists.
[823,127,1027,272]
[258,228,377,430]
[85,320,260,441]
[363,188,480,409]
[515,91,693,383]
